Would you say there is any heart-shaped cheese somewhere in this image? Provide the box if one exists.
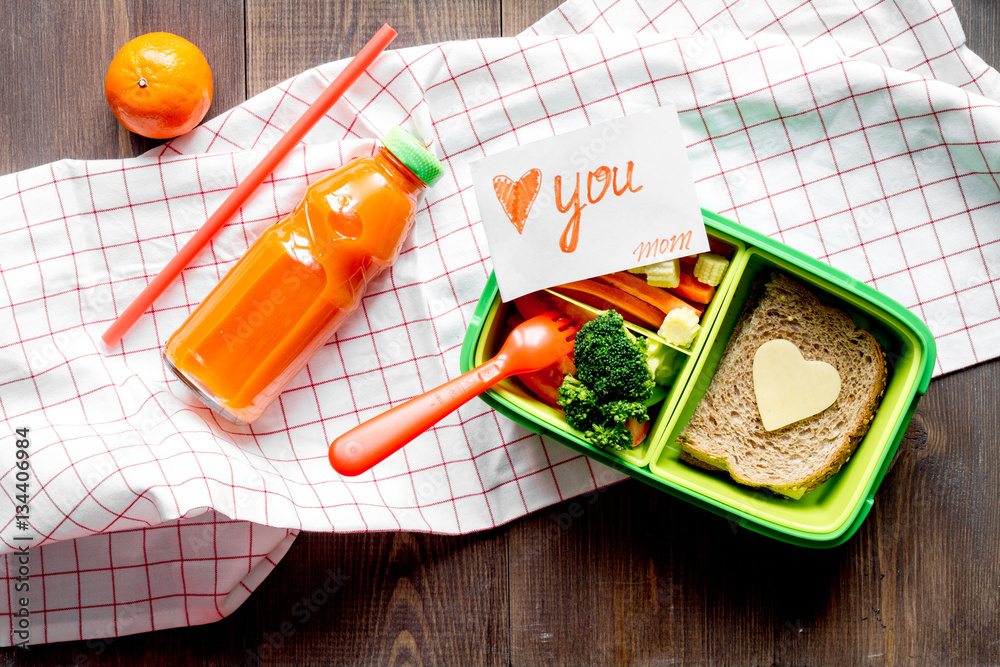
[752,339,841,431]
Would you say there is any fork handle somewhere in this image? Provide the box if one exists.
[329,357,509,476]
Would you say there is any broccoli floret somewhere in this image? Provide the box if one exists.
[557,311,655,450]
[558,375,601,431]
[572,311,654,402]
[591,400,650,450]
[586,423,635,451]
[599,399,649,426]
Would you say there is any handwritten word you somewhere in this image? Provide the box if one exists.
[554,161,642,252]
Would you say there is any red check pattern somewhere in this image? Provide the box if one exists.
[2,0,998,645]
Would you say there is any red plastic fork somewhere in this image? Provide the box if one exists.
[329,311,577,476]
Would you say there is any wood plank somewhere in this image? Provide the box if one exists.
[501,0,563,35]
[245,0,501,96]
[955,0,1000,70]
[508,481,776,666]
[231,531,511,666]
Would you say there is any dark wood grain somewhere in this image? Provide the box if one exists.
[239,531,511,666]
[508,484,778,666]
[955,0,1000,70]
[1,1,999,666]
[245,0,500,96]
[501,0,562,35]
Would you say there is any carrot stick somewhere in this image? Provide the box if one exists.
[515,291,594,326]
[550,279,667,329]
[594,272,703,316]
[668,272,715,304]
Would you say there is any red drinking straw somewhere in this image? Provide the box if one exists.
[101,24,398,347]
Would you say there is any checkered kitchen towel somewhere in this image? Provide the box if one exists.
[3,0,998,645]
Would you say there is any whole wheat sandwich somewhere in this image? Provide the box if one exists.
[676,273,886,499]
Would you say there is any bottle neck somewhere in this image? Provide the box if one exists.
[376,147,426,195]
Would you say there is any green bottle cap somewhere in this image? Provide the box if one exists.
[381,127,444,188]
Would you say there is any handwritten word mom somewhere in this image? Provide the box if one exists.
[554,161,642,252]
[632,231,693,262]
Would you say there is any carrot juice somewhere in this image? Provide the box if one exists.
[164,128,444,424]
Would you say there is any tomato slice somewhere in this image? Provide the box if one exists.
[626,417,650,448]
[517,354,575,405]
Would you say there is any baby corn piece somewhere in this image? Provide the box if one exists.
[631,258,681,288]
[693,253,728,287]
[657,307,701,347]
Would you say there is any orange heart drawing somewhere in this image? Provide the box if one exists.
[493,168,542,234]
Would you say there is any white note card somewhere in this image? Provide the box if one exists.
[470,105,708,302]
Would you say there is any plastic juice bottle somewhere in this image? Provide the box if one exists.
[164,128,444,424]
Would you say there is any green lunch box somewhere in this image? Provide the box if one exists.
[459,209,936,548]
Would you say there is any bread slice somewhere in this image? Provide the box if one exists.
[676,273,886,499]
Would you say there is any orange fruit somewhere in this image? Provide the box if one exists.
[105,32,213,140]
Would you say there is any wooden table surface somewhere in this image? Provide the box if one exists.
[2,1,998,665]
